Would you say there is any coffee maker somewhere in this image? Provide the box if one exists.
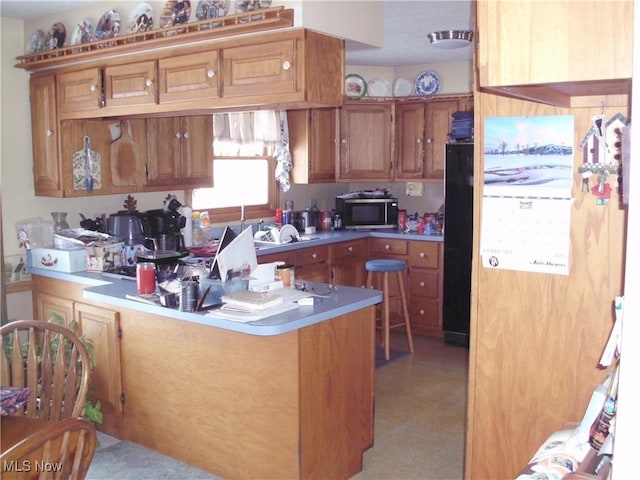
[142,209,187,252]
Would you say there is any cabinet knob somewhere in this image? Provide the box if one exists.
[145,78,153,87]
[384,244,390,250]
[419,309,425,315]
[175,132,182,139]
[348,246,353,252]
[89,84,96,92]
[46,129,54,137]
[426,138,433,144]
[183,132,190,139]
[207,69,215,78]
[282,60,292,71]
[420,281,425,287]
[311,252,317,259]
[420,252,426,258]
[417,138,422,144]
[341,138,347,144]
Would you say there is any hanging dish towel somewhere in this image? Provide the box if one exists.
[273,110,292,192]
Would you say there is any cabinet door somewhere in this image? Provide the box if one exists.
[180,116,213,186]
[34,292,74,326]
[223,39,296,97]
[425,100,457,180]
[158,50,219,103]
[289,109,337,184]
[338,104,392,181]
[395,102,426,179]
[30,74,61,196]
[295,245,330,283]
[146,117,182,187]
[331,240,367,288]
[74,302,124,416]
[57,68,102,113]
[104,61,156,108]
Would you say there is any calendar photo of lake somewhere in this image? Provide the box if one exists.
[483,115,574,198]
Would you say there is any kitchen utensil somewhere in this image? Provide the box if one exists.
[107,212,145,246]
[110,120,139,187]
[72,136,101,192]
[83,136,94,192]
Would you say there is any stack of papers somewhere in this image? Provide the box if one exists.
[221,290,283,311]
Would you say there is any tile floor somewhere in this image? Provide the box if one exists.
[95,332,469,480]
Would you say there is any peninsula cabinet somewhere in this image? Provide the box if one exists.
[338,102,393,181]
[288,108,337,184]
[145,116,213,188]
[30,74,60,196]
[476,0,632,106]
[294,245,331,283]
[331,239,368,288]
[32,276,124,430]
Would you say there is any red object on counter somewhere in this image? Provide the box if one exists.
[275,208,284,224]
[398,210,407,230]
[136,262,156,294]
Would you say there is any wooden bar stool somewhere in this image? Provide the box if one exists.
[365,259,414,361]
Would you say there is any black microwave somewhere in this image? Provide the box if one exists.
[335,197,399,230]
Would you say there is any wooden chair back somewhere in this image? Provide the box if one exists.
[0,417,97,480]
[0,320,91,421]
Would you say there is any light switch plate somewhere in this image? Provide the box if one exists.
[406,182,424,197]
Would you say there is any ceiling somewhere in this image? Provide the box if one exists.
[0,0,474,67]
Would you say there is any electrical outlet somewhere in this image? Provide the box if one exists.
[406,182,424,197]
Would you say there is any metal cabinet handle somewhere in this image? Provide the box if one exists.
[46,129,54,137]
[282,60,292,71]
[207,69,215,78]
[145,78,153,87]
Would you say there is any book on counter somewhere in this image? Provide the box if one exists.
[221,290,284,311]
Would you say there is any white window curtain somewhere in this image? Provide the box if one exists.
[213,111,292,192]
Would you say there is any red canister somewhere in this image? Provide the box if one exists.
[275,208,284,225]
[398,210,407,231]
[321,211,333,231]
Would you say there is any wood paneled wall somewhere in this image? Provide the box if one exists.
[466,92,628,478]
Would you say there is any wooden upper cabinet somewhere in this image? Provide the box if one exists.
[57,68,102,113]
[476,0,632,106]
[30,74,61,196]
[338,103,393,181]
[424,100,459,180]
[158,50,219,103]
[395,102,426,180]
[104,61,156,108]
[146,116,213,189]
[223,38,296,97]
[289,108,337,184]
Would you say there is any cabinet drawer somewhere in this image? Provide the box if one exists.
[57,68,102,112]
[104,61,156,108]
[409,269,439,298]
[158,50,219,103]
[331,240,367,259]
[409,299,441,331]
[369,238,408,256]
[408,241,440,268]
[295,245,329,266]
[258,251,295,266]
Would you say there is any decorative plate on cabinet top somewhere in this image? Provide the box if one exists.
[415,70,441,96]
[345,74,367,98]
[196,0,230,20]
[393,76,414,97]
[95,10,121,40]
[71,19,94,45]
[367,77,390,97]
[27,29,46,54]
[161,1,192,27]
[128,3,154,33]
[235,0,272,13]
[45,22,66,49]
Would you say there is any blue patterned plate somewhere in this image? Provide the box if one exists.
[415,70,441,96]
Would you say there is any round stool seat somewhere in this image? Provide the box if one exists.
[365,259,406,273]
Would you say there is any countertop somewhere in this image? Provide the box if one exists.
[29,230,439,336]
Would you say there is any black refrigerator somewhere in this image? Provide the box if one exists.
[443,143,474,348]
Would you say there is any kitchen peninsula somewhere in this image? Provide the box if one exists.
[30,257,383,479]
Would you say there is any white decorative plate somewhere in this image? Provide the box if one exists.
[235,0,272,13]
[415,70,441,96]
[161,1,192,28]
[367,77,390,97]
[45,22,66,49]
[95,10,121,40]
[28,30,46,54]
[71,19,94,45]
[345,74,367,98]
[129,3,154,33]
[393,76,414,97]
[196,0,230,20]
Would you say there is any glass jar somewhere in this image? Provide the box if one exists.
[51,212,69,232]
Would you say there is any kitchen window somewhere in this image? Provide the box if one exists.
[189,156,278,223]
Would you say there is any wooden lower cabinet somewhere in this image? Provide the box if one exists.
[331,239,368,288]
[258,245,330,284]
[32,276,124,433]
